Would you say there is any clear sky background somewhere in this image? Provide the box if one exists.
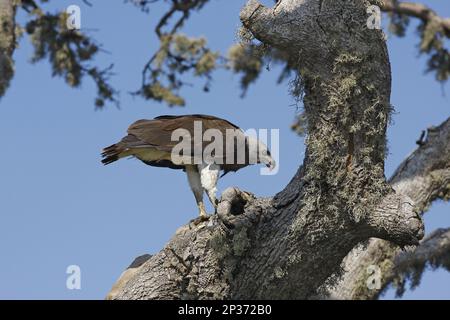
[0,0,448,299]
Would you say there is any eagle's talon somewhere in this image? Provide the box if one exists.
[192,214,210,225]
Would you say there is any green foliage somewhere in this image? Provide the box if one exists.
[388,12,410,37]
[385,4,450,84]
[227,26,297,98]
[140,33,219,106]
[391,229,450,298]
[291,113,307,136]
[417,20,450,82]
[133,0,214,106]
[137,1,449,115]
[7,0,449,114]
[24,6,117,107]
[0,54,14,98]
[227,43,264,96]
[142,81,185,106]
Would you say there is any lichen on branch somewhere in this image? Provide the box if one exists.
[21,1,118,108]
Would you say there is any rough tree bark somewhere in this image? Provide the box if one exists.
[106,0,429,300]
[321,117,450,299]
[0,0,17,98]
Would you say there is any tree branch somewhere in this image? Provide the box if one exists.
[322,116,450,300]
[377,0,450,36]
[0,0,17,98]
[134,0,216,106]
[389,228,450,297]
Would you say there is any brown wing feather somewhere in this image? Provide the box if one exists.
[154,114,241,130]
[102,114,250,172]
[127,114,243,154]
[101,135,144,165]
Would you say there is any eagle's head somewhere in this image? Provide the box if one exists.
[246,136,276,171]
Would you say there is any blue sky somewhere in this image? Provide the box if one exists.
[0,0,448,299]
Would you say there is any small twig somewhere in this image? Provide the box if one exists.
[378,0,450,36]
[82,0,93,7]
[416,130,426,146]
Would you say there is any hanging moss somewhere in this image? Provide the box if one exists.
[25,9,117,107]
[141,33,219,105]
[142,82,185,106]
[0,54,14,98]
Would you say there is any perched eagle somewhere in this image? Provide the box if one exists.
[101,114,275,218]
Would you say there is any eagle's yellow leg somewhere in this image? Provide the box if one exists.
[198,201,208,218]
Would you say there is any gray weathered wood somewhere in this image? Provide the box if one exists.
[322,117,450,299]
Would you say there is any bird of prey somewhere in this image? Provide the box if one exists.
[101,114,275,218]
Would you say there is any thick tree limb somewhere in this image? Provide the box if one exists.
[322,116,450,300]
[376,0,450,36]
[0,0,17,98]
[108,0,424,300]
